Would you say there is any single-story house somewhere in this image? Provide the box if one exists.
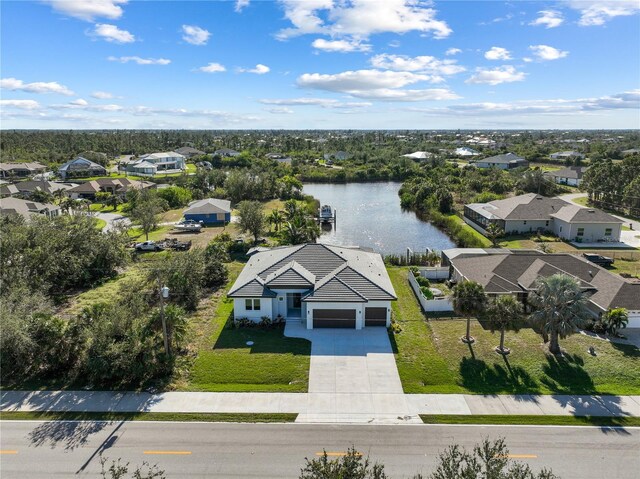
[549,151,585,161]
[59,157,107,179]
[454,147,480,157]
[446,248,640,328]
[474,153,528,170]
[213,148,240,157]
[464,193,622,242]
[621,149,640,156]
[126,152,186,176]
[0,162,47,179]
[0,180,74,198]
[266,153,292,165]
[324,151,351,161]
[0,197,61,220]
[228,243,397,329]
[544,166,589,186]
[183,198,231,225]
[175,146,205,158]
[402,151,433,160]
[67,178,156,200]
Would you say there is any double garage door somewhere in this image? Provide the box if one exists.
[312,307,387,328]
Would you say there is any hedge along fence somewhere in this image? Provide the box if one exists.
[408,270,454,313]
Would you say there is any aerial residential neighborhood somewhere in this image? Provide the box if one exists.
[1,1,639,478]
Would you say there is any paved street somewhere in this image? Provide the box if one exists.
[93,212,131,232]
[1,420,638,478]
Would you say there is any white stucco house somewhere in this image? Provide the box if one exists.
[125,152,186,176]
[545,166,589,186]
[228,243,397,329]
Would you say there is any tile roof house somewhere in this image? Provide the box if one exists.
[125,152,186,176]
[0,162,47,178]
[446,249,640,328]
[58,157,107,179]
[545,166,589,186]
[67,178,156,200]
[464,193,622,242]
[402,151,433,160]
[0,196,61,220]
[228,243,397,329]
[0,180,75,198]
[174,146,205,158]
[474,153,529,170]
[183,198,231,225]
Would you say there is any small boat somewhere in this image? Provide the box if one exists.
[174,219,203,232]
[319,204,333,222]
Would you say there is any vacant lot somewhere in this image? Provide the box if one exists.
[388,267,640,395]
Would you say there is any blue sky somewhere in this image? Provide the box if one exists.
[1,0,639,129]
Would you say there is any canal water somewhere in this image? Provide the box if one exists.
[302,182,455,255]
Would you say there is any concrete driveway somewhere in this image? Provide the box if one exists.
[285,322,420,424]
[94,212,131,232]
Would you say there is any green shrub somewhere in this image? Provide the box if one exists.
[416,276,431,287]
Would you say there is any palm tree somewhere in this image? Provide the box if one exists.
[528,274,590,355]
[283,199,302,221]
[486,223,504,247]
[486,295,523,355]
[451,280,488,344]
[602,308,629,336]
[268,209,284,232]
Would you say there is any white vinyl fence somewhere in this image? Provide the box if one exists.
[408,271,454,313]
[419,267,450,280]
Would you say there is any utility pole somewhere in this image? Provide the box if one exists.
[158,278,170,356]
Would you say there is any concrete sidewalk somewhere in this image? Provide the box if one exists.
[2,390,639,424]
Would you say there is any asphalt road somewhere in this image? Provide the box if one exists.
[1,421,638,478]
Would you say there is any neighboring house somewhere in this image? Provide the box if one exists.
[454,147,480,157]
[0,162,47,179]
[213,148,241,157]
[464,193,622,242]
[175,146,205,158]
[0,180,74,198]
[622,148,640,156]
[446,248,640,328]
[126,152,186,176]
[402,151,433,160]
[59,157,107,179]
[68,178,155,200]
[550,151,585,161]
[474,153,528,169]
[324,151,351,161]
[266,153,292,165]
[0,196,61,220]
[228,243,397,329]
[183,198,231,225]
[545,166,589,186]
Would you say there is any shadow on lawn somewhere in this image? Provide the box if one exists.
[459,353,540,395]
[212,315,311,355]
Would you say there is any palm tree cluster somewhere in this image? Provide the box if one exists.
[269,199,321,245]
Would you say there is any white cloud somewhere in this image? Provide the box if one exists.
[238,64,270,74]
[0,99,41,110]
[370,54,465,77]
[197,62,226,73]
[108,56,171,65]
[529,45,569,61]
[91,91,114,99]
[445,48,461,56]
[484,46,512,60]
[92,23,135,43]
[276,0,451,40]
[265,107,294,114]
[312,38,371,53]
[43,0,128,21]
[182,25,211,46]
[70,98,89,106]
[567,1,640,26]
[297,69,459,101]
[388,40,401,48]
[259,98,372,108]
[235,0,250,13]
[0,77,74,95]
[51,100,124,111]
[131,106,261,123]
[530,10,564,28]
[466,66,526,85]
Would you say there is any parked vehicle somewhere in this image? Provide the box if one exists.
[583,253,614,267]
[160,238,192,251]
[135,241,163,252]
[174,219,203,232]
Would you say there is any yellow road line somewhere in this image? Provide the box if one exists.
[0,450,18,454]
[316,452,362,457]
[497,454,538,459]
[143,451,192,455]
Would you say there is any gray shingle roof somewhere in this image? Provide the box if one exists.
[228,243,396,302]
[478,153,526,164]
[550,205,622,224]
[467,193,568,221]
[545,166,588,180]
[184,198,231,215]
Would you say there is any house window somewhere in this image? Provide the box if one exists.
[605,228,612,236]
[523,221,527,225]
[577,228,585,237]
[545,220,549,227]
[245,299,260,310]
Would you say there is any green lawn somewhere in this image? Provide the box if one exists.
[420,415,640,427]
[180,263,312,392]
[90,203,127,213]
[0,411,297,423]
[94,218,107,230]
[446,214,492,248]
[127,225,173,241]
[388,267,640,395]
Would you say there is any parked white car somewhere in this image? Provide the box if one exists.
[135,241,163,252]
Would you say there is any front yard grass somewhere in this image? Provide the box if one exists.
[178,263,311,393]
[388,267,640,395]
[0,411,297,423]
[420,415,640,427]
